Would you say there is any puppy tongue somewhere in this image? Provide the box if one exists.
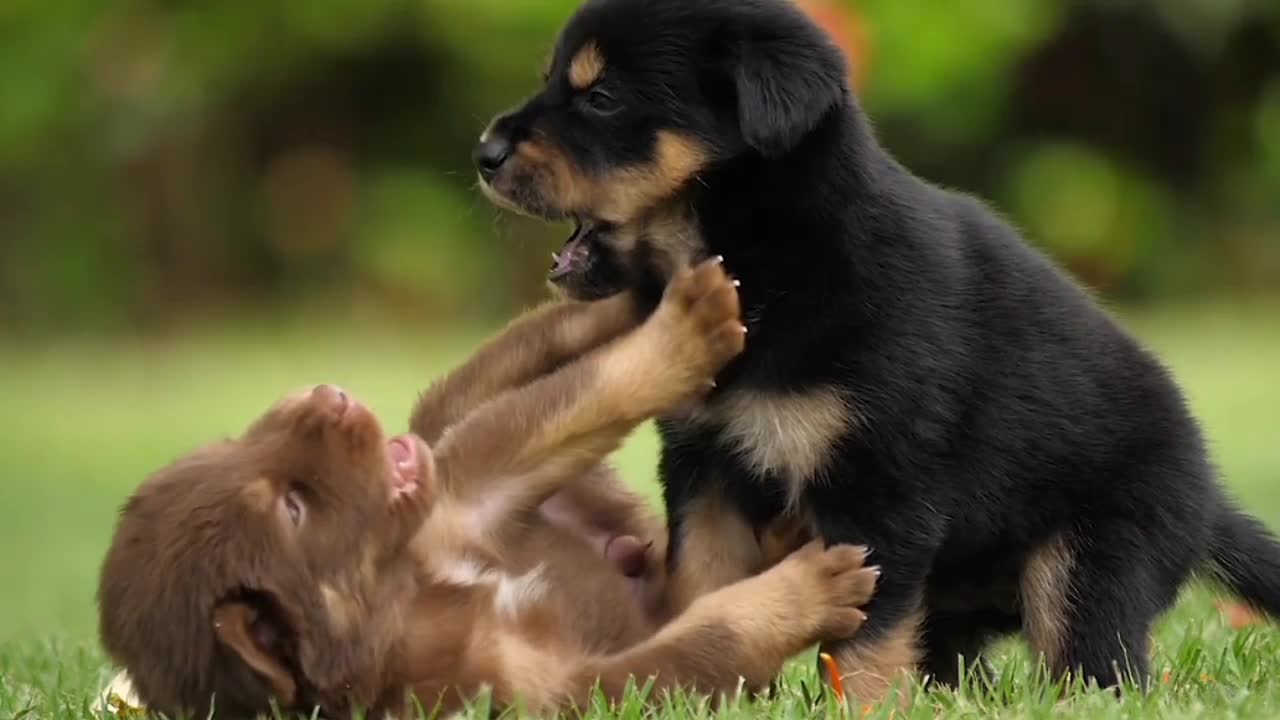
[550,222,591,279]
[387,435,420,486]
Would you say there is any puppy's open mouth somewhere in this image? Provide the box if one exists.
[549,221,602,282]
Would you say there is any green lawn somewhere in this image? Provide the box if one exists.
[1,299,1278,718]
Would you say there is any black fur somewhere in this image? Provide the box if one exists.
[475,0,1280,691]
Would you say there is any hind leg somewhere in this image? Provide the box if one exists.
[1022,529,1187,689]
[921,607,1018,688]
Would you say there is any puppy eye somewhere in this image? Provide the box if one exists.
[583,88,621,116]
[283,491,305,527]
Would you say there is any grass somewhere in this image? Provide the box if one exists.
[1,298,1278,718]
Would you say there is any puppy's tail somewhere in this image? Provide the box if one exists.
[1205,498,1280,618]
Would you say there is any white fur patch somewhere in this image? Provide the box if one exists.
[434,559,549,619]
[93,669,145,717]
[435,558,497,587]
[494,563,549,619]
[465,484,521,538]
[683,388,855,506]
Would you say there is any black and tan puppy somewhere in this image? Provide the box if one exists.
[473,0,1280,701]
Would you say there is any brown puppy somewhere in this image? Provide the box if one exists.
[97,259,879,719]
[408,286,673,621]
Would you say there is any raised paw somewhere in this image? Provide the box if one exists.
[649,257,747,389]
[783,541,879,640]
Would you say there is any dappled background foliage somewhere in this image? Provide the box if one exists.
[1,7,1279,704]
[2,0,1279,331]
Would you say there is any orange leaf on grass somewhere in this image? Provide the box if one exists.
[819,651,846,703]
[1215,599,1263,629]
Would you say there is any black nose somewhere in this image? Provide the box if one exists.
[473,135,513,181]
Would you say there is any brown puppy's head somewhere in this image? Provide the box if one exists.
[97,384,434,719]
[473,0,850,300]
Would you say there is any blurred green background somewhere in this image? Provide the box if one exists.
[0,0,1277,647]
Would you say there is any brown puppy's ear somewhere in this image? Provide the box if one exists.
[212,601,298,705]
[291,590,389,710]
[729,9,848,158]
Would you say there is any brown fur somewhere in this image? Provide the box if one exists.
[758,509,817,569]
[478,128,710,226]
[1021,535,1076,670]
[664,492,763,618]
[593,203,709,281]
[660,386,856,614]
[411,290,640,444]
[583,132,710,226]
[97,258,878,719]
[391,540,876,716]
[660,504,817,624]
[822,610,923,706]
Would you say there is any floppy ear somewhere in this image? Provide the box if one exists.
[731,24,848,158]
[293,587,388,708]
[212,600,298,705]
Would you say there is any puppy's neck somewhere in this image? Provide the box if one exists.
[378,570,488,716]
[301,556,421,719]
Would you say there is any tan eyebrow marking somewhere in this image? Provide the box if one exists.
[568,41,605,90]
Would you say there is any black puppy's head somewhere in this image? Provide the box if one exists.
[474,0,850,300]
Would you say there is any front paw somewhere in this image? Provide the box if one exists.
[779,541,879,641]
[648,257,747,391]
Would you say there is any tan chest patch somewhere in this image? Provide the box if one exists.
[681,388,856,505]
